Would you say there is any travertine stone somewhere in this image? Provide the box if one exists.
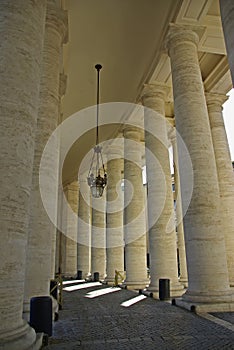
[105,145,124,283]
[206,92,234,287]
[54,73,68,276]
[77,183,91,279]
[170,128,188,287]
[63,181,79,277]
[123,127,148,289]
[141,84,184,295]
[166,24,233,303]
[0,1,46,348]
[220,0,234,85]
[91,195,106,280]
[55,185,63,275]
[24,1,68,319]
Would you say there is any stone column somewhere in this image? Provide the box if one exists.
[220,0,234,86]
[206,92,234,287]
[123,127,148,289]
[141,84,184,296]
[105,143,124,284]
[77,182,91,279]
[170,128,188,287]
[166,24,233,307]
[23,1,67,318]
[91,194,106,280]
[0,1,46,348]
[55,184,63,275]
[54,73,68,276]
[63,181,79,278]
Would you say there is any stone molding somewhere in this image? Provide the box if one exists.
[205,92,228,114]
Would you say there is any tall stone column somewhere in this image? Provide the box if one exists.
[63,181,79,277]
[54,72,67,276]
[206,92,234,287]
[91,194,106,280]
[0,1,46,348]
[166,25,233,307]
[55,184,63,275]
[23,1,68,318]
[77,182,91,279]
[105,143,124,284]
[220,0,234,86]
[123,127,148,289]
[170,128,188,287]
[141,84,184,296]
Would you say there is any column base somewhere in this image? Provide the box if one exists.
[0,320,43,350]
[173,297,234,313]
[147,280,185,298]
[182,289,234,303]
[122,279,149,290]
[179,277,188,288]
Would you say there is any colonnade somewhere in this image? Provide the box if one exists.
[0,1,234,349]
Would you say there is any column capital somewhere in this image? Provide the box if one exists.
[141,82,171,102]
[46,2,68,44]
[205,92,228,113]
[123,126,142,141]
[165,24,201,52]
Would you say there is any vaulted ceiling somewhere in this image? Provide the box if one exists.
[61,0,232,184]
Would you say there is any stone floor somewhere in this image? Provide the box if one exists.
[43,281,234,349]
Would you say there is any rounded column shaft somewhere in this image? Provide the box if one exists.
[77,184,91,279]
[142,84,184,295]
[63,181,79,277]
[123,127,148,289]
[206,92,234,286]
[166,25,232,303]
[23,1,68,317]
[0,1,46,348]
[91,195,106,280]
[170,128,188,287]
[105,143,124,283]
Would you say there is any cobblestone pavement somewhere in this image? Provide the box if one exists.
[43,282,234,350]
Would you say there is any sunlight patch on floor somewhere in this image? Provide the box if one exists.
[62,279,85,285]
[63,282,102,291]
[121,295,147,307]
[85,287,121,298]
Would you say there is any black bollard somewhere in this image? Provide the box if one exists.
[93,272,99,282]
[77,270,83,280]
[159,279,170,300]
[30,296,53,336]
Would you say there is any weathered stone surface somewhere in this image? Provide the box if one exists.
[170,128,188,287]
[62,181,79,277]
[123,127,148,289]
[142,83,184,295]
[105,144,124,283]
[91,194,106,280]
[77,183,91,279]
[206,92,234,287]
[24,1,68,320]
[0,0,46,348]
[166,24,233,304]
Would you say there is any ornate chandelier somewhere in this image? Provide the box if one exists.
[87,64,107,198]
